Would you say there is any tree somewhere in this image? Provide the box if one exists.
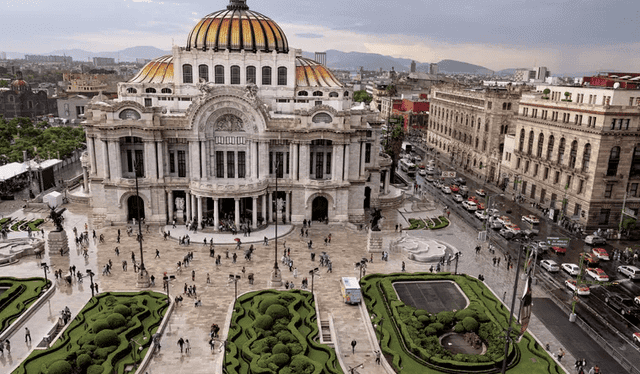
[386,84,398,97]
[353,90,372,104]
[385,116,405,184]
[542,88,550,99]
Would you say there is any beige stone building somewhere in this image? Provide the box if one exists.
[426,84,525,183]
[502,83,640,231]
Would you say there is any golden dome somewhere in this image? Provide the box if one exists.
[296,57,343,88]
[129,56,174,84]
[186,0,288,53]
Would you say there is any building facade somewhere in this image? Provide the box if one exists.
[502,82,640,231]
[426,84,524,183]
[0,72,57,119]
[83,0,387,228]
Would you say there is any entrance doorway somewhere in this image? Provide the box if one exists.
[312,196,328,222]
[364,187,371,209]
[127,195,145,222]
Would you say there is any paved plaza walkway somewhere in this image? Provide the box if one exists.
[0,188,577,374]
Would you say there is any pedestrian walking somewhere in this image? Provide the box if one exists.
[351,339,357,354]
[185,339,191,354]
[155,249,160,258]
[177,337,185,353]
[402,261,406,272]
[115,247,120,256]
[25,328,31,343]
[207,273,211,283]
[557,348,565,362]
[375,350,381,365]
[192,270,196,281]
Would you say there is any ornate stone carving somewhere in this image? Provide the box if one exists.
[215,114,244,131]
[244,83,258,101]
[175,197,185,211]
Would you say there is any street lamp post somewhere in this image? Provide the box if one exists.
[232,275,242,301]
[269,159,283,287]
[501,243,524,374]
[41,262,49,284]
[86,269,95,297]
[129,335,147,368]
[163,275,175,301]
[133,159,149,288]
[309,268,318,293]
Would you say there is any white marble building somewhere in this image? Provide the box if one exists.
[83,0,391,229]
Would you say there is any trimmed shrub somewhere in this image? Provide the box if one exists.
[276,330,295,344]
[417,315,432,324]
[287,342,303,356]
[462,317,479,332]
[87,364,104,374]
[94,329,119,348]
[428,322,444,334]
[272,343,290,355]
[252,315,274,331]
[91,319,110,334]
[76,353,93,371]
[113,304,131,317]
[265,304,289,319]
[78,333,96,346]
[48,360,72,374]
[288,355,317,373]
[106,313,126,329]
[453,322,465,333]
[436,311,455,325]
[414,309,429,317]
[268,352,290,367]
[258,296,282,314]
[454,308,477,321]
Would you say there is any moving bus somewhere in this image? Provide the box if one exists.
[399,159,417,177]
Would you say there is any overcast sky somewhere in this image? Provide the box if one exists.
[3,0,639,73]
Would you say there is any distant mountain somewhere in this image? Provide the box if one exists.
[433,59,493,75]
[302,49,415,71]
[494,68,519,76]
[43,46,170,62]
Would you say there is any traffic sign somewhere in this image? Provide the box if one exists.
[441,171,456,178]
[547,237,570,247]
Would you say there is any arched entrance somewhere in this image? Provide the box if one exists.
[127,195,145,222]
[312,196,328,222]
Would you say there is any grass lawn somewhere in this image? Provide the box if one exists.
[427,216,450,230]
[361,273,563,374]
[13,291,168,374]
[225,289,343,374]
[0,277,50,334]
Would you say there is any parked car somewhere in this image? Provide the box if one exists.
[605,294,640,321]
[522,215,540,224]
[505,223,521,235]
[475,210,488,220]
[499,228,516,240]
[617,265,640,280]
[477,202,486,210]
[580,252,599,267]
[496,216,511,226]
[635,296,640,306]
[550,246,567,255]
[453,194,464,203]
[534,240,549,252]
[459,185,469,192]
[584,235,606,245]
[565,280,590,296]
[442,186,452,194]
[591,248,610,261]
[454,177,466,185]
[586,268,609,282]
[462,200,478,211]
[425,175,435,182]
[418,169,427,177]
[468,196,479,204]
[475,189,486,197]
[561,263,580,276]
[540,259,560,272]
[450,185,460,193]
[486,208,499,216]
[488,219,503,230]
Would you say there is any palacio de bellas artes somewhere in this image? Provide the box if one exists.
[82,0,392,230]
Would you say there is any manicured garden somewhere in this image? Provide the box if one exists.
[407,216,449,230]
[225,289,343,374]
[1,217,45,232]
[0,277,50,334]
[361,273,563,373]
[13,291,168,374]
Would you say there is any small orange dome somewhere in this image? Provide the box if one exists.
[129,56,174,84]
[296,58,343,88]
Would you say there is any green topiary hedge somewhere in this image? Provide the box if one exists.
[0,277,50,334]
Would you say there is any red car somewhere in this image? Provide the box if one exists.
[468,196,479,204]
[477,202,486,210]
[580,252,599,267]
[551,246,567,254]
[592,247,610,261]
[450,185,460,193]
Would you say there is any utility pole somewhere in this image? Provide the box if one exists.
[134,159,149,288]
[269,158,283,287]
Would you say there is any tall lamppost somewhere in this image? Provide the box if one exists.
[134,158,150,288]
[41,262,50,284]
[269,159,283,287]
[86,269,95,297]
[501,242,524,374]
[309,267,319,293]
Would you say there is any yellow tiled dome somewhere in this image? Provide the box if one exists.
[296,57,343,88]
[129,55,174,84]
[186,0,289,53]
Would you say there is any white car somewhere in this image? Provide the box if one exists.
[561,263,580,276]
[584,235,606,245]
[617,265,640,280]
[475,189,486,197]
[585,268,609,282]
[496,216,511,226]
[462,200,477,211]
[540,259,560,272]
[453,194,464,203]
[418,169,427,177]
[486,208,500,216]
[442,186,452,194]
[475,210,488,220]
[565,280,590,296]
[459,185,469,192]
[522,215,540,224]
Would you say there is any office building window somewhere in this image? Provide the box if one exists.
[530,184,536,199]
[631,183,639,197]
[533,163,538,177]
[578,179,584,194]
[365,143,371,163]
[546,135,554,159]
[574,203,581,217]
[554,171,560,184]
[604,184,613,198]
[540,188,546,203]
[582,143,591,172]
[606,146,620,176]
[144,98,152,107]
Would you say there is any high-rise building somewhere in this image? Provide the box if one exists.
[429,63,439,75]
[314,52,326,66]
[410,61,416,73]
[93,57,116,66]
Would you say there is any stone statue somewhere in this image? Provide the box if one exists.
[244,83,258,101]
[215,114,244,131]
[197,78,217,96]
[49,205,66,232]
[370,208,383,231]
[175,197,185,211]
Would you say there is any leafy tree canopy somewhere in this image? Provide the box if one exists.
[353,90,372,104]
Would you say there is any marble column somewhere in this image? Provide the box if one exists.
[191,193,197,221]
[250,141,257,179]
[82,166,89,191]
[343,144,350,181]
[299,143,309,181]
[292,142,299,181]
[87,136,96,176]
[157,141,164,179]
[100,140,110,180]
[144,141,155,179]
[200,141,207,179]
[286,191,291,223]
[214,198,219,231]
[259,142,268,180]
[252,196,258,228]
[234,198,240,229]
[186,192,192,222]
[189,141,199,180]
[268,192,273,223]
[197,196,203,223]
[385,168,391,194]
[359,141,366,177]
[261,194,267,225]
[168,190,174,222]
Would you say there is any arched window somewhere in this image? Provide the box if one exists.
[27,101,33,109]
[161,88,172,94]
[630,144,640,176]
[312,113,332,123]
[199,64,209,82]
[546,135,554,160]
[502,102,507,110]
[277,67,287,86]
[145,88,156,93]
[182,64,193,84]
[475,137,479,149]
[485,121,489,132]
[344,91,349,97]
[313,91,323,97]
[329,92,338,98]
[582,144,591,172]
[507,103,512,110]
[607,146,621,176]
[119,109,141,120]
[477,118,481,130]
[537,133,544,157]
[246,66,256,84]
[504,124,508,134]
[214,65,224,84]
[557,138,566,164]
[298,91,308,96]
[230,65,240,85]
[262,66,272,85]
[126,88,137,94]
[568,140,578,168]
[518,129,525,152]
[527,131,534,155]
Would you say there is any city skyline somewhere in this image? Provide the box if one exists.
[3,0,639,74]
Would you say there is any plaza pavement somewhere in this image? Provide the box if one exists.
[0,188,576,374]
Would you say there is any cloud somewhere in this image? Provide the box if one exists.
[295,33,323,39]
